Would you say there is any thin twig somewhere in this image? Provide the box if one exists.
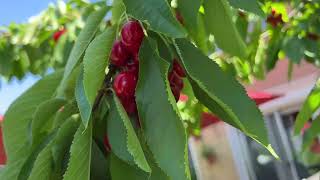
[92,65,116,111]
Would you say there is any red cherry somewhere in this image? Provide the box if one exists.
[175,10,184,25]
[121,20,144,54]
[169,71,184,91]
[110,40,130,67]
[53,28,66,42]
[104,136,111,152]
[126,61,139,75]
[113,72,137,98]
[171,85,181,102]
[120,97,137,114]
[173,59,186,77]
[307,32,319,41]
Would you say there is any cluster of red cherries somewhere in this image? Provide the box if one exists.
[266,9,284,27]
[110,20,186,115]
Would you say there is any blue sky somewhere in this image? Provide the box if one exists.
[0,0,54,114]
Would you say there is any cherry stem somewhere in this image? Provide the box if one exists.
[92,65,116,111]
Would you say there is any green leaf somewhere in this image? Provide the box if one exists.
[107,93,150,173]
[266,29,282,70]
[283,37,305,64]
[228,0,265,17]
[3,70,63,160]
[110,154,149,180]
[83,27,116,110]
[90,141,109,180]
[111,0,125,25]
[122,0,186,38]
[28,118,79,180]
[31,98,67,145]
[302,117,320,151]
[177,0,201,30]
[174,39,277,157]
[58,6,108,97]
[75,67,91,127]
[53,101,78,129]
[203,0,247,57]
[63,122,92,180]
[294,80,320,134]
[136,39,190,180]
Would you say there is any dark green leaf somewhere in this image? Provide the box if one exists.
[63,122,92,180]
[294,80,320,134]
[136,39,190,180]
[174,39,277,157]
[31,98,67,145]
[266,29,282,70]
[28,118,79,180]
[58,6,108,97]
[203,0,247,57]
[228,0,265,17]
[283,37,305,64]
[177,0,201,30]
[122,0,186,38]
[107,93,150,173]
[83,27,116,111]
[90,141,109,180]
[110,154,148,180]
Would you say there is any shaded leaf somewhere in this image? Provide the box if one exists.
[228,0,265,17]
[28,118,79,180]
[122,0,186,38]
[136,39,190,180]
[283,37,305,64]
[107,93,150,173]
[203,0,247,57]
[177,0,201,30]
[31,98,67,145]
[110,154,148,180]
[90,141,109,180]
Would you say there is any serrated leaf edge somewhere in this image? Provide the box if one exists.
[112,93,151,173]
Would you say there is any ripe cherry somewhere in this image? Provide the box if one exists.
[169,71,184,91]
[126,62,139,75]
[175,10,184,25]
[120,97,137,114]
[171,85,181,102]
[53,28,66,42]
[110,40,130,67]
[121,20,144,54]
[113,71,137,98]
[173,59,186,77]
[104,136,111,152]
